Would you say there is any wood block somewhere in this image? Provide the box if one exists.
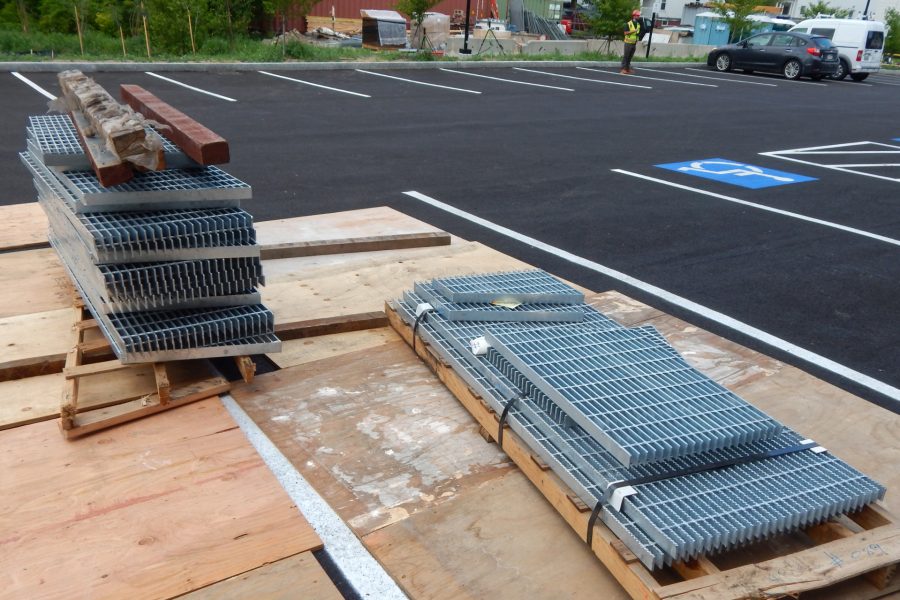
[230,341,513,537]
[121,84,229,165]
[180,551,342,600]
[68,109,134,186]
[275,311,388,341]
[0,399,322,599]
[0,202,49,252]
[256,206,450,260]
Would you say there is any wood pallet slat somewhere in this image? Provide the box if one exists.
[385,301,900,600]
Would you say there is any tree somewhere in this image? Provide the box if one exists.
[885,7,899,57]
[395,0,440,45]
[709,0,773,43]
[584,0,636,47]
[799,1,849,18]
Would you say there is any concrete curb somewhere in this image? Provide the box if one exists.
[0,59,704,72]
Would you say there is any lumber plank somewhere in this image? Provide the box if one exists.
[181,551,342,600]
[0,248,73,319]
[0,202,49,252]
[0,399,322,599]
[120,84,229,165]
[0,308,74,381]
[256,206,450,260]
[270,327,397,369]
[63,358,129,380]
[275,311,388,341]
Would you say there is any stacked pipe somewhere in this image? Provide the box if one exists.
[393,269,884,569]
[20,72,280,363]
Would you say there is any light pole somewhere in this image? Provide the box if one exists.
[461,0,473,54]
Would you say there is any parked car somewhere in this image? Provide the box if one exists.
[789,18,884,81]
[706,32,840,80]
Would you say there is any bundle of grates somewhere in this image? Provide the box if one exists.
[21,105,280,363]
[26,114,196,170]
[393,271,885,569]
[431,269,585,305]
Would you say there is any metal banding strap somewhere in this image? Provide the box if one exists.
[497,394,522,448]
[585,439,824,549]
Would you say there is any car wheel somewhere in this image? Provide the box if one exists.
[831,59,849,80]
[715,53,732,72]
[783,59,802,80]
[850,73,869,81]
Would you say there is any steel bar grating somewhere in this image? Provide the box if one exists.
[484,327,783,466]
[392,280,885,568]
[431,270,585,305]
[414,281,584,323]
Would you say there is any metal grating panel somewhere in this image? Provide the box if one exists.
[484,327,783,466]
[414,280,584,323]
[432,270,585,305]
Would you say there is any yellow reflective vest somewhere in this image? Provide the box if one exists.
[624,20,639,44]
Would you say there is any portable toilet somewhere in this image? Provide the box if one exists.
[693,12,730,45]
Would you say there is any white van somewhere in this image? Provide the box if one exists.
[789,18,884,81]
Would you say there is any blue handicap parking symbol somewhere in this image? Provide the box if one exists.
[656,158,816,189]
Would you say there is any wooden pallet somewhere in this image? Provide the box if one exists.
[386,302,900,600]
[59,304,240,439]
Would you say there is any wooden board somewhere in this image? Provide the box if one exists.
[256,206,450,260]
[0,398,322,599]
[0,308,74,381]
[181,551,342,600]
[0,247,72,318]
[0,202,48,252]
[261,240,528,325]
[271,327,398,369]
[231,341,514,537]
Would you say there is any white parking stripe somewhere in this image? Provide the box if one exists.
[640,67,778,86]
[612,169,900,247]
[402,189,900,408]
[513,67,652,89]
[259,70,370,98]
[144,72,237,101]
[356,69,481,94]
[762,141,900,183]
[11,72,56,100]
[439,68,573,91]
[577,67,718,87]
[684,67,828,86]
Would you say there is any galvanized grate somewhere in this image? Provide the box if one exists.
[414,280,584,323]
[483,327,783,467]
[431,270,585,305]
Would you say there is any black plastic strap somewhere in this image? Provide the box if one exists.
[411,308,434,355]
[586,500,604,548]
[497,395,520,448]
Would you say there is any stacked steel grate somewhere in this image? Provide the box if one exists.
[21,101,280,363]
[392,269,885,569]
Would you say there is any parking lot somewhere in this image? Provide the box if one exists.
[2,63,898,411]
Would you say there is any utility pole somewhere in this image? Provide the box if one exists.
[461,0,473,54]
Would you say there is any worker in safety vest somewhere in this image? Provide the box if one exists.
[620,9,642,74]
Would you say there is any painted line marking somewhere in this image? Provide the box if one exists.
[356,69,481,94]
[762,141,900,183]
[656,158,815,189]
[613,169,900,247]
[402,190,900,407]
[513,67,652,89]
[439,68,573,91]
[144,72,237,102]
[259,70,370,98]
[11,72,56,100]
[685,67,829,86]
[577,67,718,87]
[641,67,777,86]
[221,395,408,600]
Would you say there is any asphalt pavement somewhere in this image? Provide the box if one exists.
[2,64,898,412]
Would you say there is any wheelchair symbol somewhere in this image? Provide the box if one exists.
[676,160,795,182]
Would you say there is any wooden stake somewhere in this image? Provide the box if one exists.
[187,9,196,54]
[141,1,151,59]
[74,4,84,56]
[119,24,127,57]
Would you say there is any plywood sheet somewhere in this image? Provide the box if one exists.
[0,202,48,252]
[271,327,399,369]
[363,469,631,600]
[0,247,72,318]
[231,341,514,537]
[256,206,445,254]
[590,290,900,515]
[181,551,342,600]
[0,398,322,600]
[0,308,74,378]
[261,241,528,324]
